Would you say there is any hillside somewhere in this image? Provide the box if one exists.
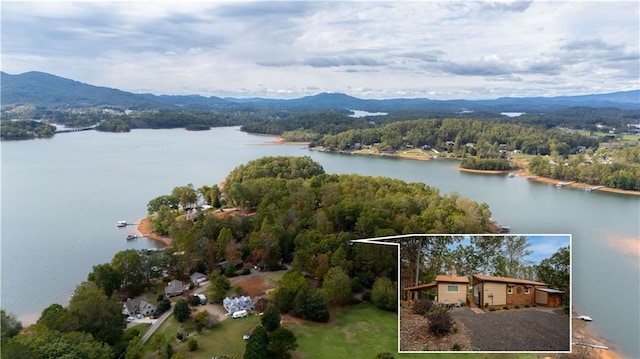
[1,71,638,112]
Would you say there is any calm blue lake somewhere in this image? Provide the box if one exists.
[1,127,638,357]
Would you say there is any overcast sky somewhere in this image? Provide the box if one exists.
[2,1,638,99]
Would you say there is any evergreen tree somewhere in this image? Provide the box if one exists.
[261,304,281,332]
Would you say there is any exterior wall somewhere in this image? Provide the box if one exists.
[535,290,548,305]
[437,283,467,304]
[506,285,535,305]
[482,282,506,306]
[473,283,482,305]
[535,291,562,307]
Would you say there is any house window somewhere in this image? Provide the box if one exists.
[525,287,530,294]
[447,285,459,292]
[507,286,513,294]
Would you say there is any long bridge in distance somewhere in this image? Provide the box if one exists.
[55,123,100,133]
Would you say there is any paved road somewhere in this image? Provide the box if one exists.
[139,282,211,343]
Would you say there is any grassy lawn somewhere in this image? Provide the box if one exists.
[144,303,540,359]
[145,314,261,358]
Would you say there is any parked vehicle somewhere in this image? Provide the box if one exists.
[232,310,247,319]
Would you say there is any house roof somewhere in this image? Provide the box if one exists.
[473,274,547,286]
[190,272,207,282]
[124,295,154,314]
[165,279,186,295]
[435,274,469,283]
[536,287,564,294]
[404,282,438,291]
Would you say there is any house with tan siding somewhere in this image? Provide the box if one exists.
[404,266,469,306]
[472,274,562,307]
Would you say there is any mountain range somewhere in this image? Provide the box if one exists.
[2,71,639,112]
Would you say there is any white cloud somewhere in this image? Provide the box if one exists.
[1,1,638,99]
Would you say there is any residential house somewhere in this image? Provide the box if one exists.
[165,279,187,298]
[472,274,563,307]
[404,266,469,306]
[123,295,156,318]
[190,272,207,285]
[223,296,254,314]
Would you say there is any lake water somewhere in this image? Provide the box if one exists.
[1,127,638,357]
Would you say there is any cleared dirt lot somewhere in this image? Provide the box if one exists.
[451,307,571,351]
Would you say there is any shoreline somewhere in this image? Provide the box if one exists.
[456,166,640,197]
[314,146,640,196]
[137,217,172,246]
[456,167,511,174]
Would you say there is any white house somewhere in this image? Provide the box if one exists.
[223,296,254,314]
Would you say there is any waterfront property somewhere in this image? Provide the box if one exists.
[122,295,156,318]
[472,274,562,307]
[164,279,187,298]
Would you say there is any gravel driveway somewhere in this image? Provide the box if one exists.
[451,307,570,351]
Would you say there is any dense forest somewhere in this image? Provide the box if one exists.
[0,120,56,140]
[528,150,640,191]
[313,118,599,157]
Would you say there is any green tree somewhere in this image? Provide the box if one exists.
[2,324,114,359]
[37,303,78,332]
[173,299,190,322]
[216,227,234,262]
[111,249,145,294]
[322,266,352,305]
[172,184,198,209]
[261,304,281,332]
[268,327,298,359]
[88,263,123,297]
[187,337,198,351]
[207,269,231,302]
[67,281,124,345]
[1,309,22,345]
[244,325,269,359]
[125,336,145,359]
[371,277,397,311]
[147,195,180,214]
[536,246,570,309]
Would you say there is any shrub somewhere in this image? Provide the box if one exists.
[427,309,453,336]
[176,331,187,342]
[362,289,372,302]
[452,326,458,334]
[154,299,171,317]
[188,295,202,306]
[503,306,510,310]
[371,277,397,311]
[524,304,530,308]
[514,305,520,309]
[173,299,190,322]
[460,301,466,307]
[187,338,198,351]
[489,306,497,311]
[241,268,251,275]
[412,299,435,316]
[451,343,463,351]
[532,303,537,307]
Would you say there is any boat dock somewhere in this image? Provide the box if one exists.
[585,186,604,192]
[555,181,575,188]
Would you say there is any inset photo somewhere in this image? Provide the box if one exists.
[399,234,571,353]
